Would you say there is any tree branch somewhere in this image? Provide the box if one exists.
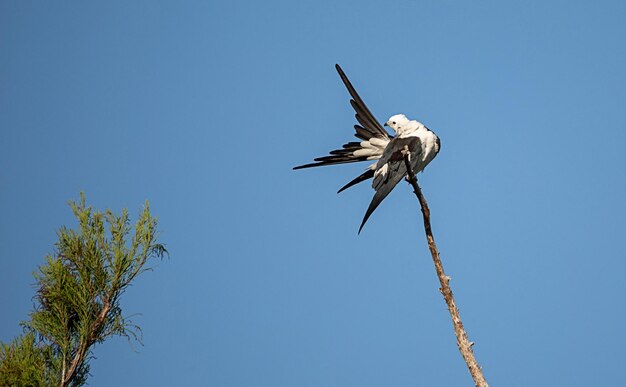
[61,301,111,387]
[401,147,489,387]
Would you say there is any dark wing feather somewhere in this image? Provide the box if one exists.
[358,137,422,233]
[293,142,369,170]
[336,64,389,140]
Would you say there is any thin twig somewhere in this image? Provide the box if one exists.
[401,147,488,387]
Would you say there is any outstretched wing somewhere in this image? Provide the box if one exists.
[293,65,392,191]
[335,64,389,141]
[358,136,422,233]
[292,140,386,170]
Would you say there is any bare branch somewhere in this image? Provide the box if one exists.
[401,146,489,387]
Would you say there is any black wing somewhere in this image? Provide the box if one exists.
[358,137,422,233]
[335,64,389,141]
[292,141,376,170]
[293,65,391,191]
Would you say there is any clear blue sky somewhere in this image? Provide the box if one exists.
[2,1,626,386]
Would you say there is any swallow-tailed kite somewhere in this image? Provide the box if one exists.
[294,64,440,233]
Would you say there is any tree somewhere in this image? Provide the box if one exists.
[0,193,167,387]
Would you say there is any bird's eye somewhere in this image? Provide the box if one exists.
[392,121,396,125]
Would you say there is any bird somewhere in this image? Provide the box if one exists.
[294,64,440,233]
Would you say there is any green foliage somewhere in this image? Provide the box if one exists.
[0,333,58,386]
[0,193,166,387]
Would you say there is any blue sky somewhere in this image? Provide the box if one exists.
[2,1,626,386]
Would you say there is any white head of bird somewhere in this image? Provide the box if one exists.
[385,114,410,134]
[386,114,426,136]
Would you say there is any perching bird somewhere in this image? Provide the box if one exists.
[294,64,440,233]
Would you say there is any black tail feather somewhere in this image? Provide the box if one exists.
[337,170,374,193]
[358,188,391,234]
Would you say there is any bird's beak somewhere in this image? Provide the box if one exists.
[383,122,389,127]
